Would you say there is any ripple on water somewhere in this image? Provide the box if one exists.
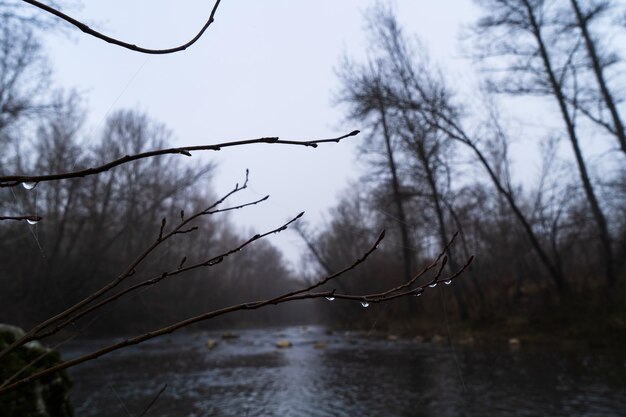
[64,326,626,417]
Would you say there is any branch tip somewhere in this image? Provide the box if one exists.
[158,218,167,240]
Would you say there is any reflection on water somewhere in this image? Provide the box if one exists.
[61,326,626,416]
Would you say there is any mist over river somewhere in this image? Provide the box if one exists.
[61,326,626,417]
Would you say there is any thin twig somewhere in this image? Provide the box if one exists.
[0,314,100,390]
[138,384,168,417]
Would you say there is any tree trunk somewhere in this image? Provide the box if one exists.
[378,103,414,285]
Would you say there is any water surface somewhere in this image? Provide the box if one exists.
[61,326,626,416]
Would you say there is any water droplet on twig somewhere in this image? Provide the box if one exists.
[445,280,452,285]
[27,218,39,225]
[22,182,38,190]
[360,301,369,308]
[428,283,437,288]
[325,297,335,301]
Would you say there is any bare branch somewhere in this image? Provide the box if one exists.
[349,255,474,304]
[0,171,256,361]
[22,0,223,54]
[0,232,472,395]
[36,210,303,340]
[0,130,360,187]
[563,94,617,136]
[294,230,386,295]
[378,232,458,298]
[326,254,473,305]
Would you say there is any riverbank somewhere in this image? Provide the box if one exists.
[345,308,626,351]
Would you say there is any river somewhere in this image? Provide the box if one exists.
[61,325,626,416]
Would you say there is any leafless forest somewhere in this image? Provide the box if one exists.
[1,0,625,413]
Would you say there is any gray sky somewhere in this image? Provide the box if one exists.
[43,1,482,266]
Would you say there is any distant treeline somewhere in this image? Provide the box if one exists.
[0,12,309,333]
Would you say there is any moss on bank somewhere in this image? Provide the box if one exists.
[0,324,73,417]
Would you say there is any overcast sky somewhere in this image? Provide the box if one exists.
[42,1,482,266]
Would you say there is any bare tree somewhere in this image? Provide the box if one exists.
[473,0,617,289]
[337,5,472,316]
